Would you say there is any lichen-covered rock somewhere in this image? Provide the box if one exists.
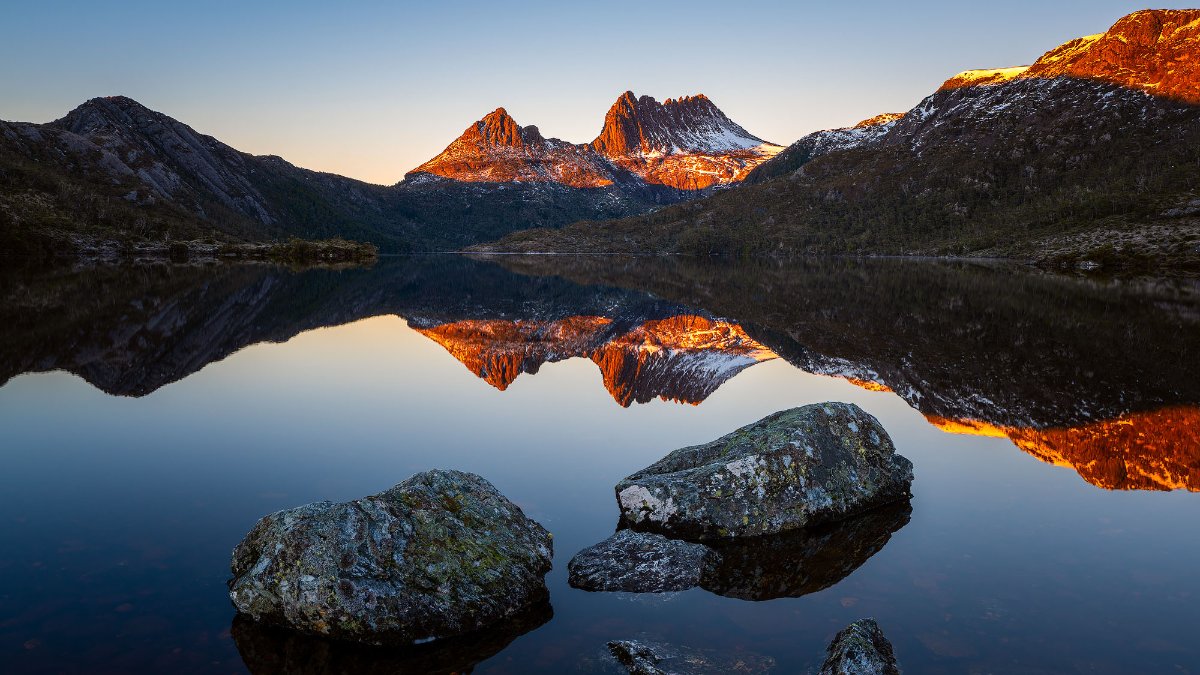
[568,530,715,593]
[228,469,553,645]
[820,619,901,675]
[607,639,776,674]
[616,403,913,540]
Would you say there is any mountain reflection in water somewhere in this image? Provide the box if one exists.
[415,315,776,406]
[1,254,1196,492]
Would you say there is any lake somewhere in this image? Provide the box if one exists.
[0,255,1197,674]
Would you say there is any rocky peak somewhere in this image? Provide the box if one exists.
[1023,8,1200,103]
[591,90,768,157]
[407,91,781,190]
[854,112,906,128]
[937,9,1200,102]
[466,108,546,149]
[939,66,1029,91]
[52,95,164,136]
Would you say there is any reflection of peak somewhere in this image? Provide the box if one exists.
[413,317,613,390]
[414,315,775,405]
[927,406,1200,491]
[590,316,776,406]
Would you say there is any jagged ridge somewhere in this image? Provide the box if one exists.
[408,91,782,191]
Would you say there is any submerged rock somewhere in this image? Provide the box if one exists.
[616,403,913,540]
[821,619,901,675]
[568,530,715,593]
[607,639,776,675]
[228,469,552,645]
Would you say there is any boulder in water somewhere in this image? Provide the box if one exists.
[228,469,553,645]
[616,403,913,540]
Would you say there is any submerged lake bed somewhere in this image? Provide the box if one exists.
[0,255,1197,674]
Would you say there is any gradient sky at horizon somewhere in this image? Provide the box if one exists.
[1,1,1191,184]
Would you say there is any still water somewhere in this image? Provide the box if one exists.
[0,255,1197,673]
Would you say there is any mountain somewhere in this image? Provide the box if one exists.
[475,9,1200,273]
[408,108,623,188]
[1,92,774,256]
[408,91,782,191]
[0,96,419,252]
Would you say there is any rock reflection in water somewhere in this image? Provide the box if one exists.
[700,501,913,601]
[231,599,552,675]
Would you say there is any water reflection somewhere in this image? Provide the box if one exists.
[928,407,1200,491]
[416,315,775,406]
[1,255,1197,492]
[700,502,913,601]
[231,600,552,675]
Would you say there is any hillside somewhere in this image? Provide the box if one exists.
[474,9,1200,273]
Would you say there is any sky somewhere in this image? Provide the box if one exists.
[0,1,1190,185]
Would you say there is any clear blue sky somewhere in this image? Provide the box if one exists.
[1,1,1188,184]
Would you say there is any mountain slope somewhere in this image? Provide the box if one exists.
[476,9,1200,272]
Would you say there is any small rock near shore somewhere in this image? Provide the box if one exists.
[568,530,715,593]
[821,618,901,675]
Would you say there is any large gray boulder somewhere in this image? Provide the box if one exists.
[228,469,553,645]
[568,530,715,593]
[616,403,913,540]
[820,618,901,675]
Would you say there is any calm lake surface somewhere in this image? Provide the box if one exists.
[0,255,1197,674]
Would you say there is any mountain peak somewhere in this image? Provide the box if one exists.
[406,105,615,187]
[591,90,773,156]
[56,95,159,131]
[407,90,781,190]
[1023,8,1200,102]
[938,9,1200,102]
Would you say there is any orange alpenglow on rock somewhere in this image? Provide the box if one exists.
[414,315,776,406]
[588,315,777,406]
[407,91,782,190]
[852,113,906,129]
[843,377,894,393]
[926,406,1200,492]
[938,9,1200,103]
[413,317,613,390]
